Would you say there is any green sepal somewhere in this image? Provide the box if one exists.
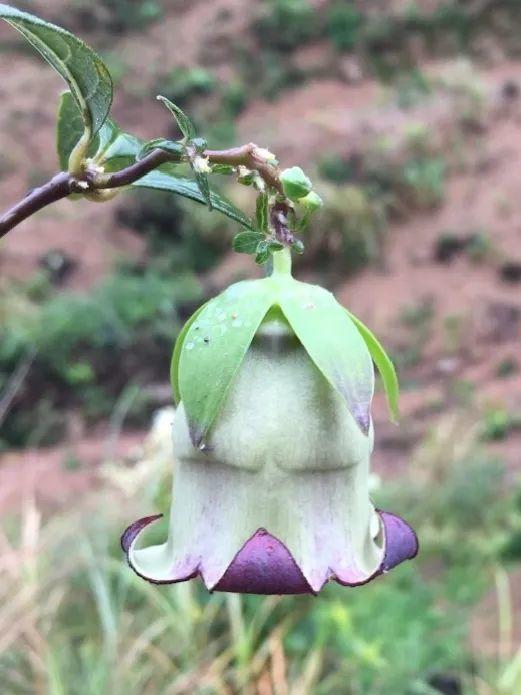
[170,301,210,405]
[157,95,196,140]
[0,4,112,136]
[347,310,400,423]
[178,279,275,447]
[277,278,374,434]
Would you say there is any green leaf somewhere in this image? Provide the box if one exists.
[157,95,196,140]
[138,138,185,160]
[170,301,209,405]
[347,310,400,423]
[56,91,139,171]
[194,170,212,210]
[133,169,255,230]
[0,4,112,136]
[255,240,270,265]
[55,92,254,230]
[178,280,275,446]
[277,279,374,434]
[56,91,93,169]
[211,163,235,175]
[232,231,264,254]
[256,192,269,233]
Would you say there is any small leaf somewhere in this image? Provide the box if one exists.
[138,138,185,160]
[157,95,196,140]
[170,301,209,404]
[211,163,235,175]
[132,169,255,230]
[194,170,212,210]
[255,240,270,265]
[278,279,374,434]
[191,137,207,153]
[347,310,400,423]
[291,238,305,254]
[178,279,275,446]
[267,240,284,252]
[0,4,112,135]
[232,231,265,254]
[256,192,269,233]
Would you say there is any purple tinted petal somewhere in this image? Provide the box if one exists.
[214,528,313,595]
[121,510,418,594]
[379,510,419,572]
[121,514,163,553]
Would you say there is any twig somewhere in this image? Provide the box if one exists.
[0,347,37,427]
[0,143,283,239]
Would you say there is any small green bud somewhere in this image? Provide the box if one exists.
[299,190,323,211]
[280,166,312,201]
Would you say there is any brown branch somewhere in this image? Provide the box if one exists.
[0,172,74,239]
[0,142,284,239]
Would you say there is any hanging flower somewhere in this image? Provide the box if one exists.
[122,250,418,594]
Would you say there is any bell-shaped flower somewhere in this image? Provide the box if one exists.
[122,250,417,594]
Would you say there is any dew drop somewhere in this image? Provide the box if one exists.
[185,341,195,351]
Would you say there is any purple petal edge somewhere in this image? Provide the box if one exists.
[121,510,418,594]
[214,528,313,595]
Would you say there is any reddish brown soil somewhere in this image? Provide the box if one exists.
[0,3,519,512]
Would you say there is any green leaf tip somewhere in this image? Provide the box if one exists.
[0,4,112,136]
[177,280,276,447]
[157,95,196,140]
[347,310,400,424]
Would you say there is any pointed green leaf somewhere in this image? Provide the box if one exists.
[170,301,210,405]
[194,170,212,210]
[347,310,400,423]
[0,4,112,135]
[232,231,264,254]
[178,280,275,446]
[157,95,196,140]
[133,169,255,230]
[277,279,374,434]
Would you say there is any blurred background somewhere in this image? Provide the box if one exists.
[0,1,521,693]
